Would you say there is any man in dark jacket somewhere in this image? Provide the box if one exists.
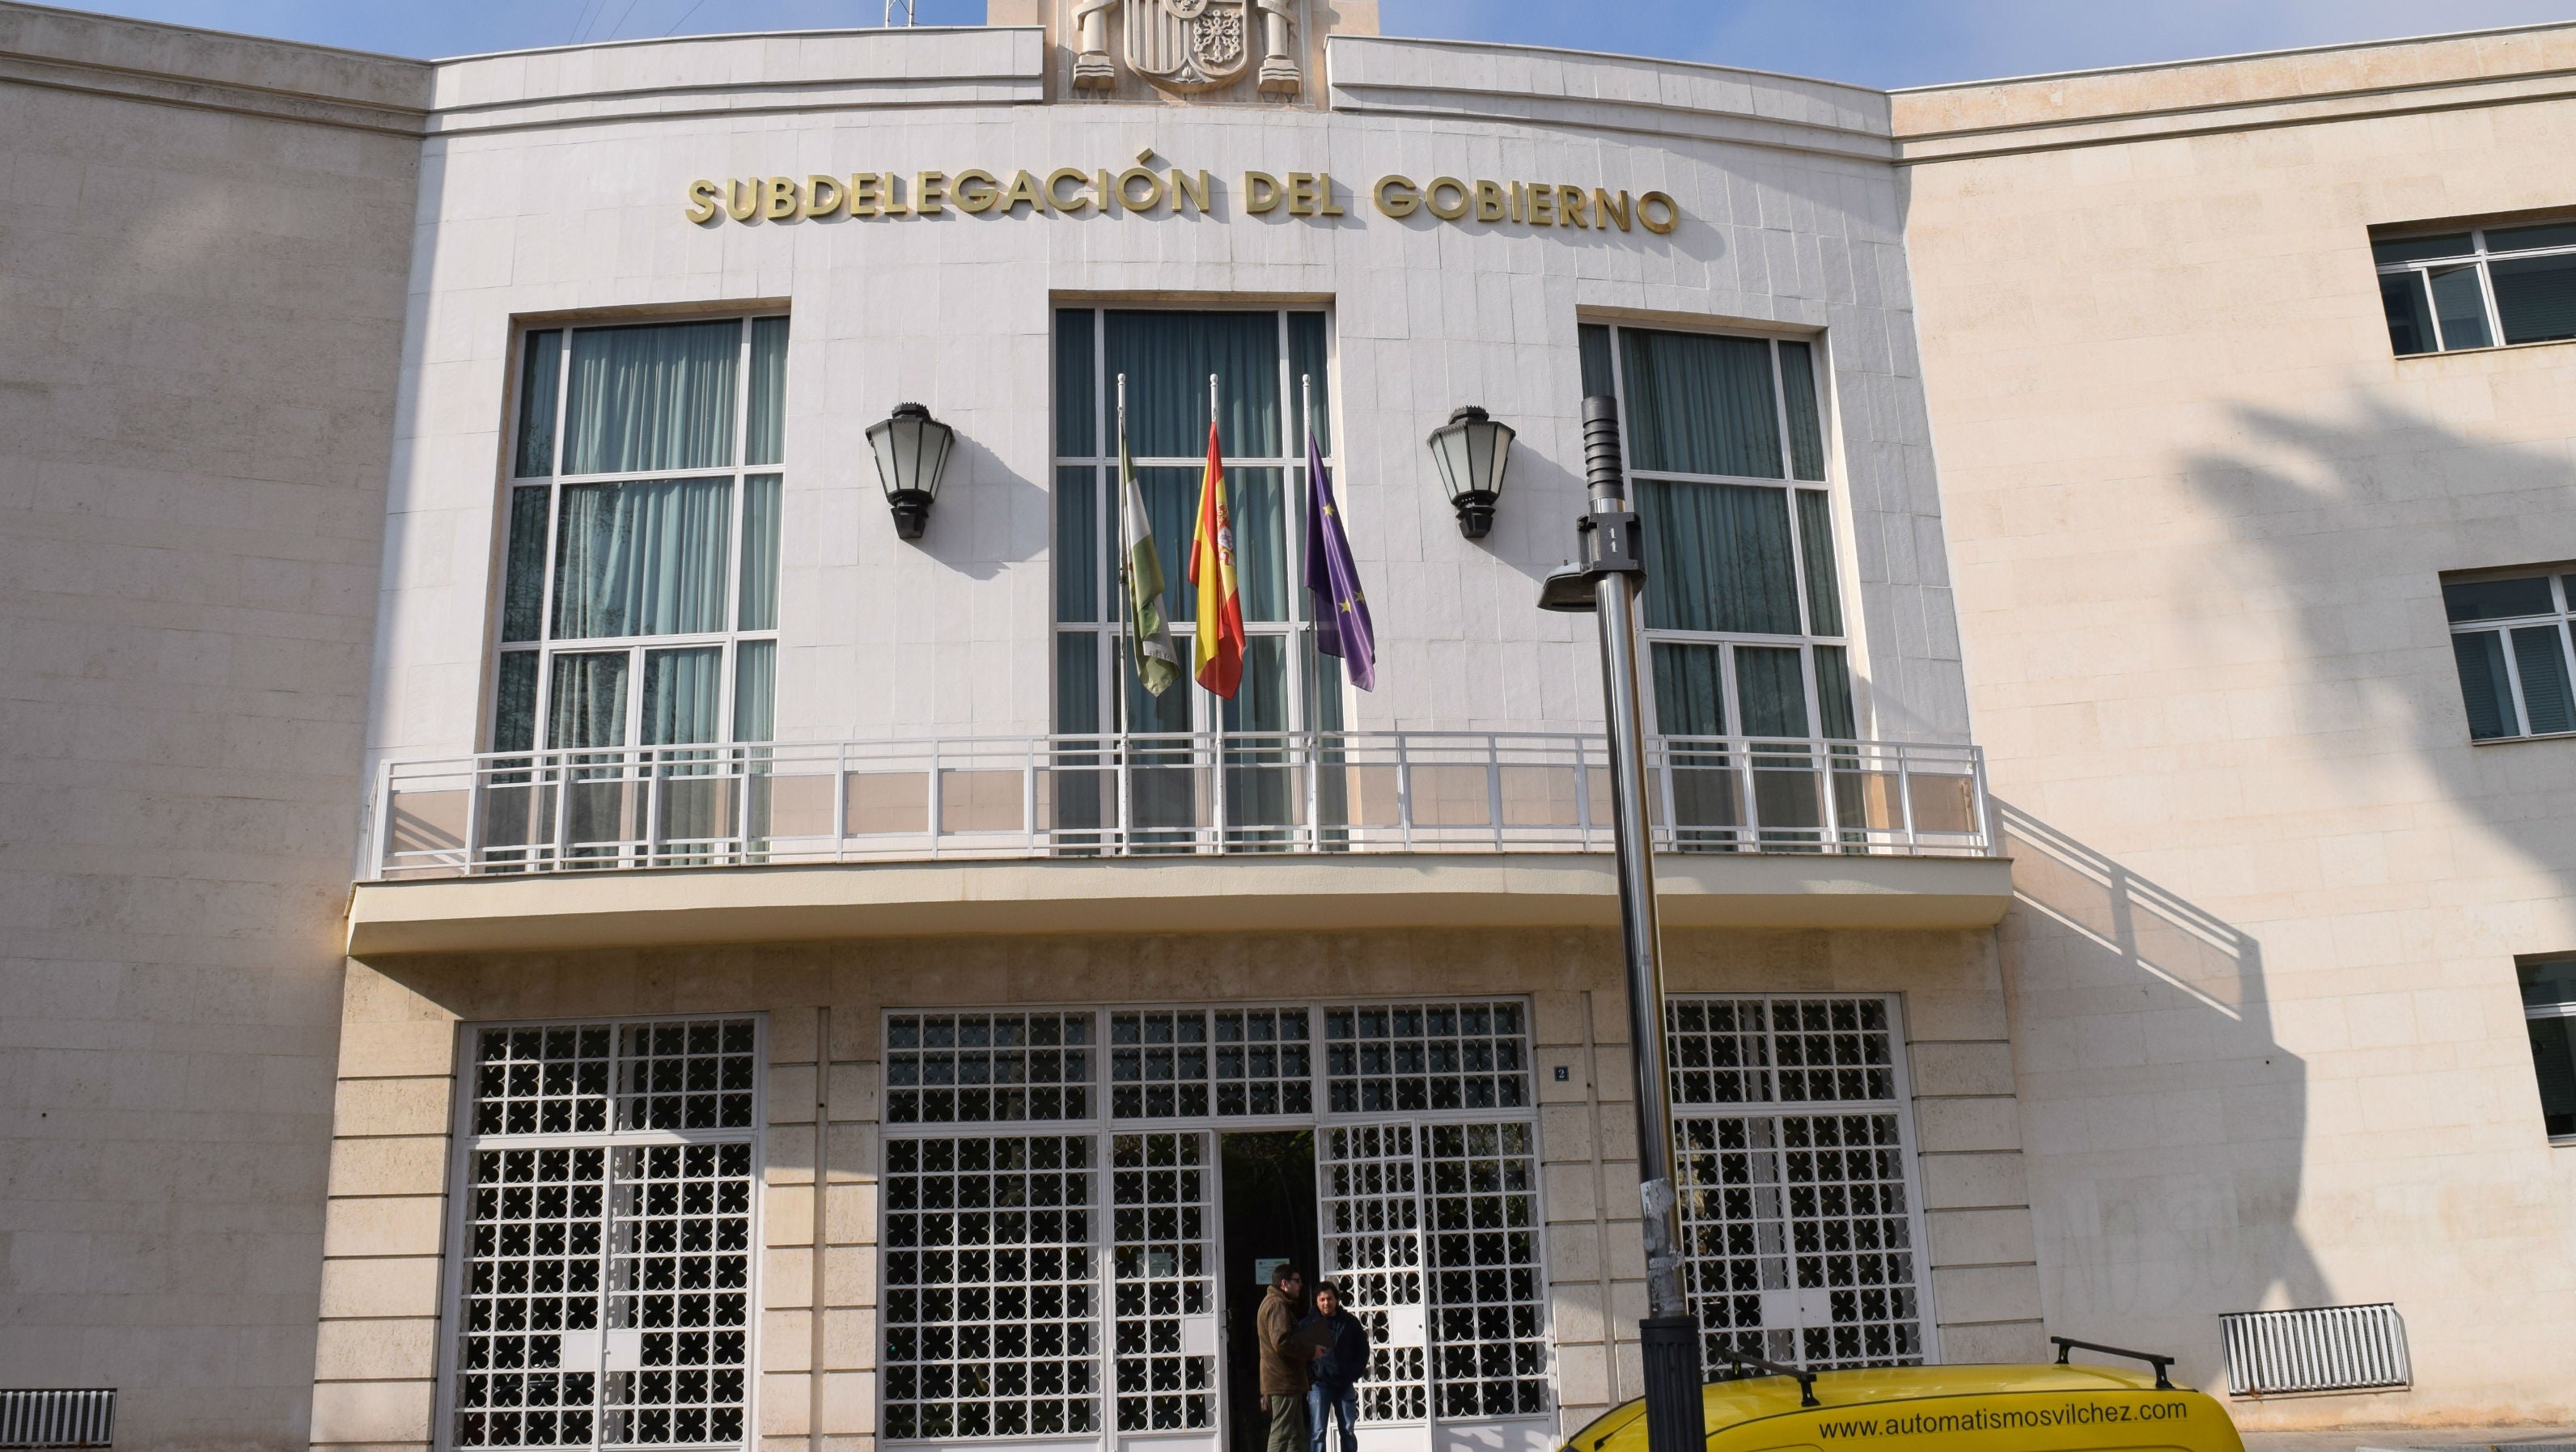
[1256,1264,1313,1452]
[1301,1280,1371,1452]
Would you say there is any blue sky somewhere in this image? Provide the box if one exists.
[44,0,2576,87]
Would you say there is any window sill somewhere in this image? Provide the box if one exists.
[2396,334,2576,361]
[2469,729,2576,746]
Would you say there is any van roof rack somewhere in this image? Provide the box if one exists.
[2052,1336,2176,1390]
[1717,1351,1820,1408]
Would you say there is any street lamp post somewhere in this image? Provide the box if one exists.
[1539,394,1704,1452]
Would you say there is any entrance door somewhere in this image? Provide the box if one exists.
[1219,1130,1320,1452]
[1317,1124,1428,1429]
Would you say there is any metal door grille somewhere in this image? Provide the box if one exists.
[2218,1302,2410,1396]
[0,1390,114,1449]
[1320,1123,1428,1422]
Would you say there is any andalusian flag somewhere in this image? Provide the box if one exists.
[1119,425,1182,696]
[1187,418,1246,697]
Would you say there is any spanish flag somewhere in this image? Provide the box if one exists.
[1187,418,1245,697]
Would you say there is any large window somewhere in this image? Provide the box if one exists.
[1666,995,1930,1371]
[1578,324,1854,743]
[2443,568,2576,741]
[447,1018,762,1450]
[2375,220,2576,355]
[2523,959,2576,1143]
[877,1001,1547,1444]
[495,317,786,756]
[1052,308,1344,744]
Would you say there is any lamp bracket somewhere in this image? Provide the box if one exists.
[1537,510,1644,612]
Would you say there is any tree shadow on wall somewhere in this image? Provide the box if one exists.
[1993,800,2328,1380]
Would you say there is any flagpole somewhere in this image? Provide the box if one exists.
[1300,370,1321,852]
[1208,370,1224,854]
[1114,372,1132,853]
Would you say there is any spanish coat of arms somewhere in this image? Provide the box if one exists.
[1071,0,1300,95]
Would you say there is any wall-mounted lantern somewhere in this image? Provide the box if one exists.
[867,402,955,541]
[1426,404,1515,540]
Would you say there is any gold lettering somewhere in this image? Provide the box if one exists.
[803,174,845,218]
[849,173,883,218]
[684,179,721,224]
[1638,190,1679,235]
[1095,169,1114,212]
[1509,181,1525,224]
[1474,180,1506,222]
[1375,175,1420,218]
[915,171,948,215]
[1047,167,1092,212]
[1593,188,1629,231]
[764,176,799,221]
[1243,171,1282,215]
[953,169,1001,214]
[1316,172,1345,217]
[883,173,911,216]
[1001,170,1047,214]
[1116,167,1164,211]
[1557,184,1587,227]
[1527,182,1553,226]
[1169,168,1211,213]
[1287,172,1319,217]
[1425,176,1469,222]
[727,179,761,222]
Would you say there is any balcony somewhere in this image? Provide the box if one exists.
[369,731,1993,878]
[345,733,2009,955]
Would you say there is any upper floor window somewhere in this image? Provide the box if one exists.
[494,316,786,756]
[1579,323,1853,740]
[2375,220,2576,355]
[2522,959,2576,1143]
[2443,567,2576,741]
[1052,307,1342,743]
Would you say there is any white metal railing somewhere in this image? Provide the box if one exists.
[2218,1303,2411,1397]
[366,730,1993,880]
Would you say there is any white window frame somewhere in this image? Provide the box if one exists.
[1049,307,1344,743]
[432,1014,769,1452]
[2521,960,2576,1147]
[1664,992,1941,1369]
[2443,566,2576,743]
[491,315,786,754]
[875,998,1552,1450]
[1588,321,1861,742]
[2375,220,2576,355]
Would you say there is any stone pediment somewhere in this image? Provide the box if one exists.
[1010,0,1374,105]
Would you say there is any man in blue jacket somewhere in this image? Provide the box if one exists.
[1301,1280,1371,1452]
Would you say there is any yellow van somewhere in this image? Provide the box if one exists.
[1562,1341,2243,1452]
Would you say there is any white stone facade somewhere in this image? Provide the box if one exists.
[0,2,2571,1450]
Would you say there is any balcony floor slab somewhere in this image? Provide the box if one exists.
[345,852,2015,957]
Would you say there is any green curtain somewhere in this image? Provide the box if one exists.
[501,485,550,643]
[552,479,734,639]
[1794,489,1842,637]
[738,475,781,632]
[1638,480,1799,634]
[1104,311,1281,456]
[1734,646,1809,738]
[641,646,723,746]
[1778,341,1824,481]
[566,320,740,475]
[1578,323,1614,401]
[1133,466,1200,626]
[1057,632,1101,735]
[1288,312,1332,452]
[745,316,789,467]
[1814,645,1856,739]
[492,650,540,752]
[1651,642,1727,736]
[1057,466,1098,624]
[732,640,776,743]
[1057,309,1096,458]
[1231,467,1287,622]
[548,651,629,748]
[1619,328,1782,478]
[515,330,561,478]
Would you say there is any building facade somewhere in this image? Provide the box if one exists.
[0,2,2570,1450]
